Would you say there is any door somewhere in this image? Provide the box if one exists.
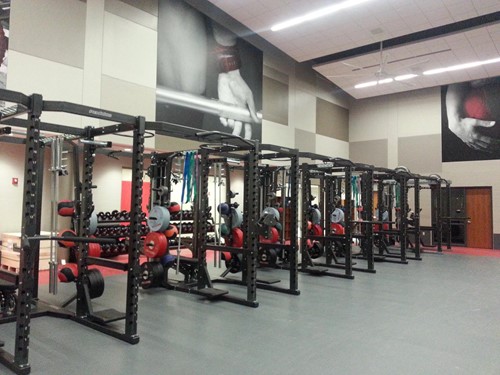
[465,187,493,249]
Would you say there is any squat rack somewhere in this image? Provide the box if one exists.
[146,121,260,307]
[0,88,144,374]
[255,144,300,295]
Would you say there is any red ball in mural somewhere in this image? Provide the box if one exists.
[463,84,500,138]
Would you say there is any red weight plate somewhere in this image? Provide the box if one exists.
[57,200,75,217]
[330,223,345,234]
[230,228,244,248]
[312,224,323,236]
[88,242,102,257]
[144,232,168,258]
[57,229,77,248]
[260,227,279,244]
[58,263,79,283]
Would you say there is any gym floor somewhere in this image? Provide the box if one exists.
[1,251,499,375]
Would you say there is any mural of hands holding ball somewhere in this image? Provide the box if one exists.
[443,77,500,161]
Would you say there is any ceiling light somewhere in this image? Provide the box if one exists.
[271,0,374,32]
[355,81,378,89]
[2,6,10,10]
[378,78,393,84]
[423,57,500,75]
[395,74,418,81]
[123,148,132,152]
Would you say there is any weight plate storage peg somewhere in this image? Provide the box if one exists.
[147,205,170,232]
[143,232,168,258]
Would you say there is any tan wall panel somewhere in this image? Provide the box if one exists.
[350,139,388,167]
[295,129,316,153]
[316,98,349,141]
[263,77,289,125]
[398,135,441,174]
[10,0,86,68]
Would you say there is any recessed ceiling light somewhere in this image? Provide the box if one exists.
[271,0,374,32]
[423,57,500,75]
[395,74,418,81]
[355,81,378,89]
[378,78,393,84]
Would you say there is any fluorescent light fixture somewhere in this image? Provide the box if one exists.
[395,74,418,81]
[423,57,500,75]
[271,0,373,32]
[378,78,393,84]
[354,80,378,89]
[2,6,10,10]
[123,148,132,152]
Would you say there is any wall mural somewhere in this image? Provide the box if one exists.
[442,76,500,162]
[156,0,263,141]
[0,5,9,100]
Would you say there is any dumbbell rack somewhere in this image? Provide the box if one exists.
[95,211,149,258]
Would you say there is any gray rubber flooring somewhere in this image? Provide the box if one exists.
[1,252,499,375]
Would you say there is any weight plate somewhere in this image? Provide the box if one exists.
[57,229,77,248]
[330,223,345,234]
[144,232,168,258]
[147,205,170,232]
[229,228,244,248]
[312,224,323,236]
[262,207,280,221]
[260,227,279,244]
[89,211,98,235]
[230,207,243,228]
[311,208,321,225]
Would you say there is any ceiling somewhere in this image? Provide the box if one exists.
[207,0,500,99]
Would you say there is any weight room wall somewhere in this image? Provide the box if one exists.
[0,0,158,233]
[261,55,351,158]
[349,86,500,248]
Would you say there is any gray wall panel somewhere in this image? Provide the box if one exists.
[263,76,289,125]
[316,98,348,141]
[350,139,388,167]
[295,129,316,153]
[398,134,441,173]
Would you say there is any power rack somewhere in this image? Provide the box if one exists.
[146,121,260,307]
[0,88,144,374]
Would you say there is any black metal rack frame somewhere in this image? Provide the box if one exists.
[146,121,260,307]
[0,88,144,375]
[255,144,300,295]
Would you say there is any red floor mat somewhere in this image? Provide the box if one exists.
[422,246,500,257]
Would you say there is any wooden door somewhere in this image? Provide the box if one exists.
[465,187,493,249]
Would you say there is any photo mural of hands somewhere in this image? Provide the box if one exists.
[156,0,263,141]
[446,80,500,153]
[218,69,260,140]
